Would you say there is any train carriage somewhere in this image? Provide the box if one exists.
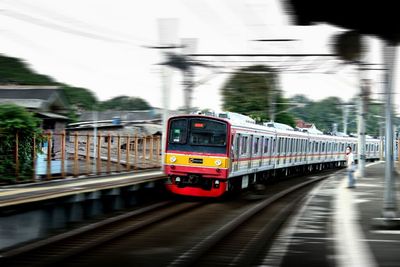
[163,112,380,197]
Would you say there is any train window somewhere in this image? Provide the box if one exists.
[241,136,248,155]
[283,138,287,153]
[277,138,281,153]
[264,137,269,153]
[189,119,227,146]
[272,138,276,153]
[254,137,260,154]
[169,118,188,144]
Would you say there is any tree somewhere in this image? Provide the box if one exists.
[99,96,151,111]
[289,94,313,122]
[290,96,345,132]
[0,54,56,85]
[62,85,99,111]
[221,65,295,126]
[0,104,43,183]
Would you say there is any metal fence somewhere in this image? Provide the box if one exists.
[0,131,162,184]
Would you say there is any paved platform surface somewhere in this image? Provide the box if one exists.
[0,170,164,208]
[261,161,400,267]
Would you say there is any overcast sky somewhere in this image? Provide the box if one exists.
[0,0,393,112]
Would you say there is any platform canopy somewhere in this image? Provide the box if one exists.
[285,0,400,44]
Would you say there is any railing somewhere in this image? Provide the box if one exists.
[0,131,162,184]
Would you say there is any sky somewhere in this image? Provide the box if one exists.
[0,0,394,113]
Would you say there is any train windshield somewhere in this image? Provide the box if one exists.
[168,118,227,154]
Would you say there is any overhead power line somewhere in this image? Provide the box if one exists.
[0,9,142,46]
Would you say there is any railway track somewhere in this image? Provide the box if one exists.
[0,200,206,267]
[170,173,330,267]
[1,169,340,267]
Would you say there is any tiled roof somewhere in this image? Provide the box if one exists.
[0,85,60,100]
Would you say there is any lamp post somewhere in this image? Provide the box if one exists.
[382,42,397,221]
[157,18,179,170]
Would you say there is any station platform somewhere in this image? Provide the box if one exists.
[262,161,400,267]
[0,170,165,208]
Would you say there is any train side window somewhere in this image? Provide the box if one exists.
[277,138,281,153]
[235,135,240,155]
[241,136,248,155]
[254,137,260,154]
[290,138,296,152]
[263,137,269,153]
[283,138,287,153]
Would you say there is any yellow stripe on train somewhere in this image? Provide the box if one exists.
[165,153,229,168]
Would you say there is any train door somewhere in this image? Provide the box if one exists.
[276,137,281,165]
[261,136,266,167]
[262,136,271,166]
[283,138,287,165]
[271,137,276,166]
[233,134,240,172]
[255,136,262,167]
[248,135,253,169]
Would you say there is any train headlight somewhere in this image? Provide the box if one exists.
[214,179,220,188]
[175,177,181,183]
[215,159,222,166]
[170,156,177,163]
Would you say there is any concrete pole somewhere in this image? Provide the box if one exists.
[357,63,366,177]
[382,42,397,219]
[182,38,197,114]
[379,123,384,161]
[158,18,178,170]
[343,105,349,135]
[269,75,277,122]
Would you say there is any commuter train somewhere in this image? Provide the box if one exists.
[163,112,381,197]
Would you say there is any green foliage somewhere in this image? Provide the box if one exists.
[289,94,383,136]
[0,104,43,183]
[62,85,99,110]
[290,95,346,133]
[221,65,295,126]
[99,95,151,111]
[0,54,56,85]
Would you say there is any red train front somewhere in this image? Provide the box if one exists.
[164,115,230,197]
